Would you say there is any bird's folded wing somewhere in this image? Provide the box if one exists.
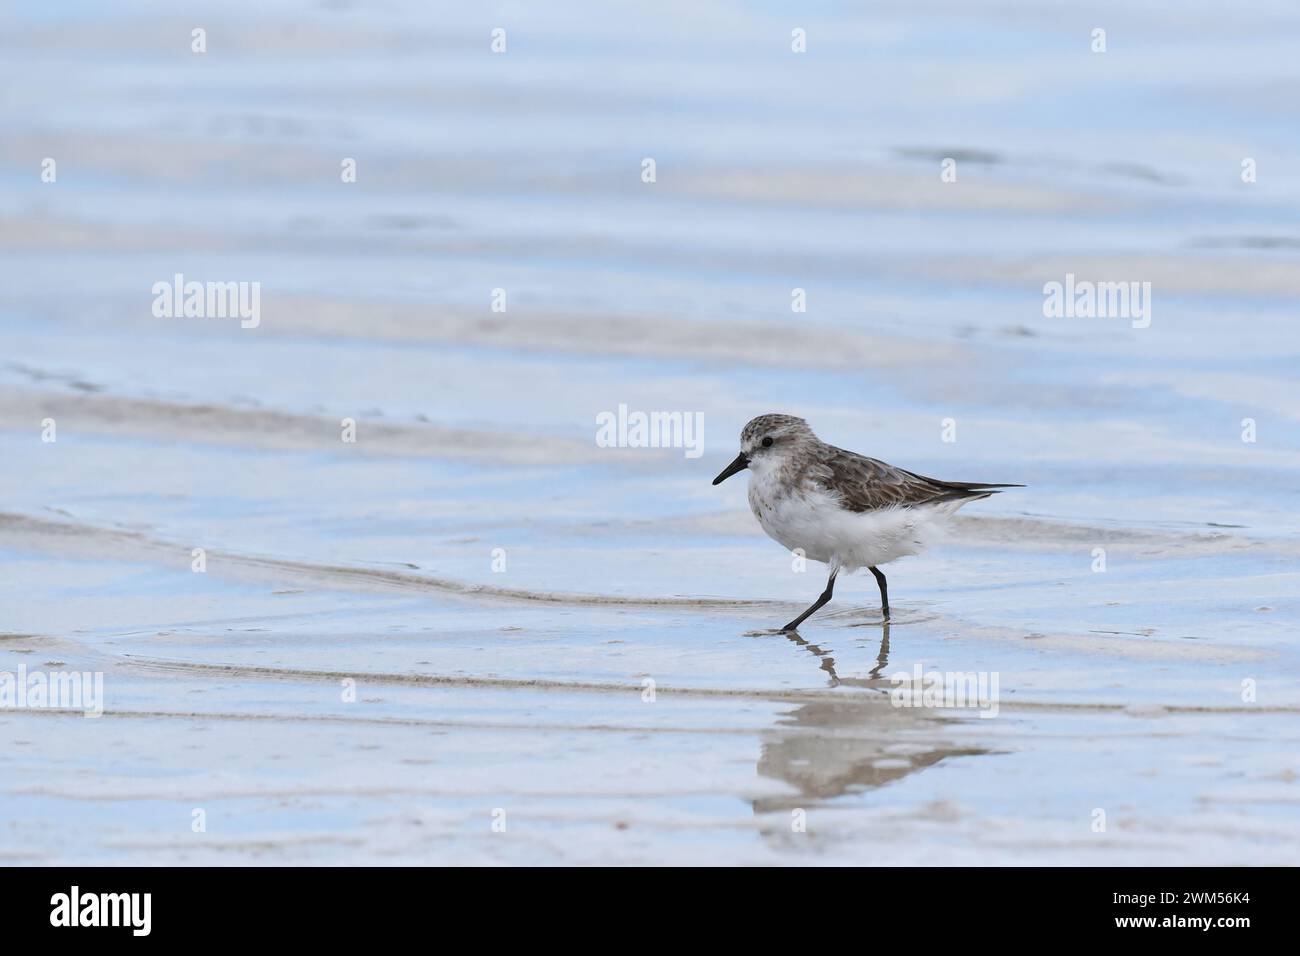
[811,445,1016,511]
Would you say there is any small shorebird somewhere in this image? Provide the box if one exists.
[712,414,1020,631]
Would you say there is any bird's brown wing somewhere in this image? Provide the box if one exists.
[809,445,1020,512]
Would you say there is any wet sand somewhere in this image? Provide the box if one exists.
[2,0,1299,864]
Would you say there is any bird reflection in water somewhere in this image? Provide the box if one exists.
[753,623,990,816]
[782,621,892,688]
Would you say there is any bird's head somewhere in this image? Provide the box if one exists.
[712,414,815,484]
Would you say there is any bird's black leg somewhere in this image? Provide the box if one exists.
[869,566,890,620]
[783,568,838,632]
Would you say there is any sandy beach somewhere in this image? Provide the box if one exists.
[2,0,1299,865]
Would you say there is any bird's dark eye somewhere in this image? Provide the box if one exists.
[762,436,773,447]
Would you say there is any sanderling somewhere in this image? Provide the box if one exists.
[712,414,1021,630]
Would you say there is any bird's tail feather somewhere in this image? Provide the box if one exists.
[906,473,1024,504]
[933,486,1020,503]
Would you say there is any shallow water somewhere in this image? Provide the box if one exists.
[1,0,1298,864]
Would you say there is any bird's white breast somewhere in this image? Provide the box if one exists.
[747,464,950,572]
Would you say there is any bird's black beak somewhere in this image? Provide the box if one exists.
[712,452,750,485]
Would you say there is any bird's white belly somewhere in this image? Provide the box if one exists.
[748,473,943,571]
